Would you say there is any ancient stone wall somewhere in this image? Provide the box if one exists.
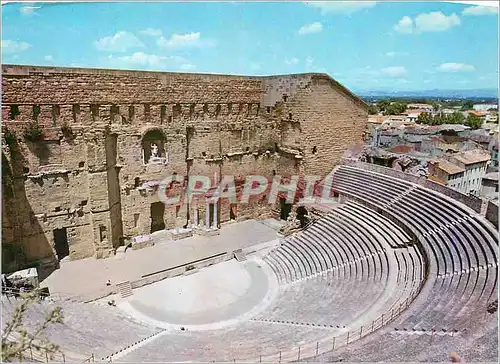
[1,65,367,270]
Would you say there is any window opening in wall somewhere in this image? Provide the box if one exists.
[10,105,20,120]
[283,95,288,102]
[23,167,30,174]
[227,103,233,114]
[266,106,271,114]
[312,146,317,154]
[33,105,40,121]
[134,213,140,228]
[272,169,276,176]
[144,104,151,121]
[81,200,88,206]
[110,105,119,122]
[54,206,61,212]
[173,104,181,118]
[90,104,99,120]
[215,104,221,116]
[246,147,250,152]
[168,115,173,123]
[99,225,107,242]
[160,105,167,124]
[72,104,80,122]
[203,104,209,114]
[190,104,195,116]
[79,161,85,168]
[52,105,60,126]
[53,228,69,261]
[289,113,292,120]
[202,151,206,157]
[134,177,141,188]
[128,106,135,122]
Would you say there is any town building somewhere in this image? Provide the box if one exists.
[428,159,466,191]
[449,150,491,196]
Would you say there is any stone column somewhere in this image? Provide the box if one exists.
[212,200,218,229]
[205,201,210,228]
[193,204,198,226]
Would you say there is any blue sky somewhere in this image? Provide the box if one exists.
[1,1,498,92]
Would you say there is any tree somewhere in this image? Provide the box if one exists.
[466,114,483,129]
[385,102,407,115]
[368,104,379,115]
[1,292,64,362]
[461,100,474,111]
[417,112,433,125]
[447,112,466,125]
[376,99,391,114]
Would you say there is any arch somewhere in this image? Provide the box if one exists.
[141,128,168,165]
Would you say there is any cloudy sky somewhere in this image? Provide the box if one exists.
[1,1,498,92]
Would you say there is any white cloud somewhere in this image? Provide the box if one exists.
[438,62,475,72]
[20,5,40,16]
[106,52,189,70]
[381,66,407,77]
[44,55,53,61]
[385,51,409,57]
[394,16,414,33]
[462,5,498,16]
[157,32,216,48]
[304,1,377,15]
[415,12,460,32]
[1,40,31,54]
[95,31,144,52]
[139,28,163,36]
[285,57,299,65]
[298,22,323,35]
[394,12,460,34]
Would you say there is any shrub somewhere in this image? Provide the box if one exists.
[4,129,17,148]
[23,122,44,142]
[60,122,74,139]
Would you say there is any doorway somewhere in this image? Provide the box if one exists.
[280,198,292,220]
[53,228,69,260]
[150,202,166,233]
[230,204,237,220]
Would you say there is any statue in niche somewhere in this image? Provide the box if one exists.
[150,143,159,159]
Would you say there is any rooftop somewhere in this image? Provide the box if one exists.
[434,159,465,175]
[453,150,491,165]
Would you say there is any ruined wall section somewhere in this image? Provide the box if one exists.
[275,75,368,176]
[2,65,367,266]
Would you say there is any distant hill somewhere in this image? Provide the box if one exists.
[356,88,498,100]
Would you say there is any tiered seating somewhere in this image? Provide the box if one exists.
[311,165,499,361]
[1,297,158,360]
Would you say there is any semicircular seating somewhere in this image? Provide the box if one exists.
[310,165,498,362]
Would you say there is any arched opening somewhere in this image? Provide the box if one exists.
[142,129,168,165]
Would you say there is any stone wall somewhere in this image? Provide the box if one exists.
[486,200,498,228]
[1,65,367,270]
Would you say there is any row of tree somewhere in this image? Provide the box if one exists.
[416,112,483,129]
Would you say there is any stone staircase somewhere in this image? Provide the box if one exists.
[117,281,133,299]
[234,250,247,262]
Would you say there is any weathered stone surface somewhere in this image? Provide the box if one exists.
[1,65,367,269]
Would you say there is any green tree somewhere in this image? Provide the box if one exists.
[447,112,466,125]
[461,101,474,111]
[1,292,64,362]
[433,113,448,125]
[466,114,483,129]
[368,104,379,115]
[376,99,391,113]
[417,112,433,125]
[385,102,407,115]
